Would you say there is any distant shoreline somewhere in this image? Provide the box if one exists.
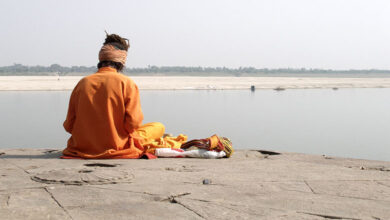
[3,64,390,76]
[1,75,390,91]
[3,72,390,78]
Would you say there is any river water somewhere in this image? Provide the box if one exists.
[0,88,389,161]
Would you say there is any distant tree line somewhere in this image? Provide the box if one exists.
[1,63,390,76]
[0,64,96,76]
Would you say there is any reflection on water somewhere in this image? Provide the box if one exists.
[0,88,389,161]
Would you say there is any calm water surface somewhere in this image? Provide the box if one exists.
[0,89,389,161]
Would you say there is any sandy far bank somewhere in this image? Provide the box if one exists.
[1,76,390,91]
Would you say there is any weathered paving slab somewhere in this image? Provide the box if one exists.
[0,188,71,219]
[0,148,389,219]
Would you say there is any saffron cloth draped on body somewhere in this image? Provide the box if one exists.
[62,67,187,159]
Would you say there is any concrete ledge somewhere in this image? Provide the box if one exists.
[0,149,389,219]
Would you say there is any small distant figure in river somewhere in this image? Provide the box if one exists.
[62,33,187,159]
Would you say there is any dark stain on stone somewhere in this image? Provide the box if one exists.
[257,150,280,156]
[84,163,118,168]
[169,197,178,203]
[165,167,203,172]
[78,169,93,173]
[6,194,10,206]
[43,150,60,154]
[299,211,361,220]
[348,165,390,172]
[366,166,390,172]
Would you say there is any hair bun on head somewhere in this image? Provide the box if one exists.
[103,32,130,51]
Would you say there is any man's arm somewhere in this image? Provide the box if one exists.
[124,82,144,133]
[63,87,78,133]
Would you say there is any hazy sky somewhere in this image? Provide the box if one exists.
[1,0,390,69]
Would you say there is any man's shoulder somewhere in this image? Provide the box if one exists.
[115,73,137,88]
[76,72,136,90]
[82,71,129,81]
[115,73,133,82]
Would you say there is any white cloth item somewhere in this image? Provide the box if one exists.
[154,148,184,157]
[184,149,226,159]
[155,148,226,159]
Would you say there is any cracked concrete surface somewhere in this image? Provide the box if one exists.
[0,149,389,219]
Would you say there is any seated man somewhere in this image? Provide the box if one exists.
[63,33,186,159]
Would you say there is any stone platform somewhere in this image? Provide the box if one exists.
[0,149,389,219]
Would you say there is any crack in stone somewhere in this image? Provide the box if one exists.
[0,186,47,193]
[2,159,30,175]
[31,168,134,185]
[88,185,160,196]
[304,180,316,194]
[6,194,10,206]
[185,196,377,219]
[213,179,390,183]
[44,187,73,220]
[91,182,388,206]
[332,194,388,202]
[298,211,362,220]
[188,198,212,203]
[175,197,288,219]
[161,192,191,202]
[187,197,288,212]
[188,197,359,218]
[307,190,390,203]
[170,197,206,219]
[182,181,227,186]
[90,186,203,219]
[366,166,390,172]
[304,179,390,182]
[375,181,390,189]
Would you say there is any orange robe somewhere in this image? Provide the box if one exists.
[62,67,186,159]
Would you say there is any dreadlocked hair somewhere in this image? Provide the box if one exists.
[103,33,130,51]
[97,32,130,72]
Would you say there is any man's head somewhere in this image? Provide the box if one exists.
[97,33,130,72]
